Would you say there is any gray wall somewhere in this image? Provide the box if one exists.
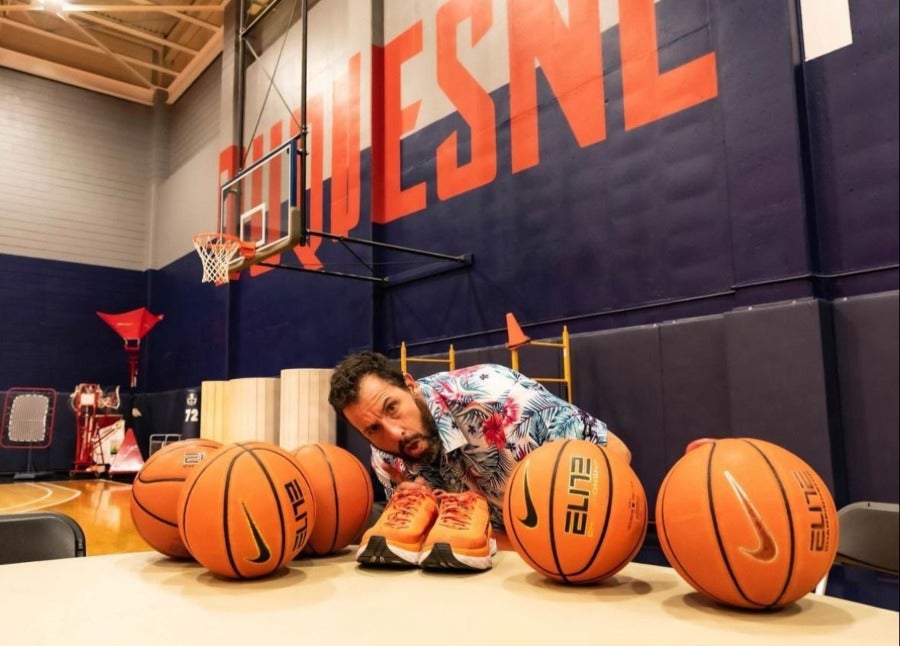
[0,67,153,270]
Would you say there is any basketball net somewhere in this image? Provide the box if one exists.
[192,233,249,285]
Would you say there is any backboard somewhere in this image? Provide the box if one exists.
[220,136,305,273]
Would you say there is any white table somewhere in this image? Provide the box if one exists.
[1,549,897,645]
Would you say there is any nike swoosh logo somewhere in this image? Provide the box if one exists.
[724,471,777,562]
[518,465,539,528]
[241,502,271,564]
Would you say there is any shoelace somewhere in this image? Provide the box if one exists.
[433,490,479,529]
[384,483,435,529]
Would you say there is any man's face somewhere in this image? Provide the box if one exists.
[342,373,440,464]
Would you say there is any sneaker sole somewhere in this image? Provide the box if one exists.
[419,541,494,572]
[356,535,420,568]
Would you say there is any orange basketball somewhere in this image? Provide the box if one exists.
[178,441,317,579]
[130,438,222,559]
[503,439,648,584]
[655,437,839,609]
[291,443,373,556]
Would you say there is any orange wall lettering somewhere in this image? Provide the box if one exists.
[435,0,497,200]
[371,22,427,224]
[507,0,606,173]
[331,53,362,237]
[218,145,240,234]
[291,100,325,270]
[619,0,718,130]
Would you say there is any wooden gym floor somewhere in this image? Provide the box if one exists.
[0,478,515,556]
[0,479,152,555]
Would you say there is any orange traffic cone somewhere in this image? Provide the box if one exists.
[505,313,531,350]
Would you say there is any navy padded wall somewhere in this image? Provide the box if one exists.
[803,2,900,275]
[0,254,146,392]
[832,291,899,503]
[712,0,810,286]
[146,256,230,391]
[658,314,731,470]
[131,389,202,458]
[570,325,666,513]
[723,298,838,496]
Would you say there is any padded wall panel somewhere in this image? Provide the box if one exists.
[453,346,509,371]
[658,314,730,470]
[223,377,280,444]
[832,291,899,503]
[131,389,202,458]
[570,326,666,512]
[280,368,336,450]
[200,381,227,443]
[724,299,836,492]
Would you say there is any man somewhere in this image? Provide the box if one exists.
[328,350,631,571]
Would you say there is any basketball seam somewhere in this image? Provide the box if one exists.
[548,441,567,582]
[505,458,558,579]
[248,445,317,527]
[137,439,221,484]
[222,449,242,578]
[744,439,796,608]
[236,443,291,574]
[245,444,318,556]
[707,441,765,607]
[136,476,187,484]
[562,445,613,580]
[131,491,178,528]
[657,445,723,602]
[178,443,234,559]
[585,471,647,582]
[319,445,341,554]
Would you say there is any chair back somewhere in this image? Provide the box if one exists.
[0,511,87,565]
[835,501,899,575]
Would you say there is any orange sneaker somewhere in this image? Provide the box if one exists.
[419,490,496,571]
[356,482,438,567]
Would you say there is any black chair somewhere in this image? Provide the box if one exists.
[833,501,899,573]
[815,501,899,595]
[0,511,87,565]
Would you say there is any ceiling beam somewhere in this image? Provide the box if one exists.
[61,12,157,88]
[0,3,225,12]
[165,25,220,103]
[0,47,156,104]
[72,11,201,54]
[0,16,178,76]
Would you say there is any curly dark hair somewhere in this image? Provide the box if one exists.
[328,350,405,419]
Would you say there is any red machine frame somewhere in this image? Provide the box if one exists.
[69,384,123,476]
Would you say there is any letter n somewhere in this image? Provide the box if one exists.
[507,0,606,173]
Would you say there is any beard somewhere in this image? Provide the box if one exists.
[398,397,441,465]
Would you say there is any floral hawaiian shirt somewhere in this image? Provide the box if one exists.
[370,364,609,530]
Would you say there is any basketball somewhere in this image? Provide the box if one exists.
[503,439,648,584]
[129,438,222,559]
[655,437,839,609]
[178,441,317,579]
[291,443,374,556]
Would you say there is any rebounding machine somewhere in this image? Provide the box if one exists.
[69,308,163,476]
[0,388,57,480]
[69,384,123,476]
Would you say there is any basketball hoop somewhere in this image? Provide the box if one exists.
[192,233,253,285]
